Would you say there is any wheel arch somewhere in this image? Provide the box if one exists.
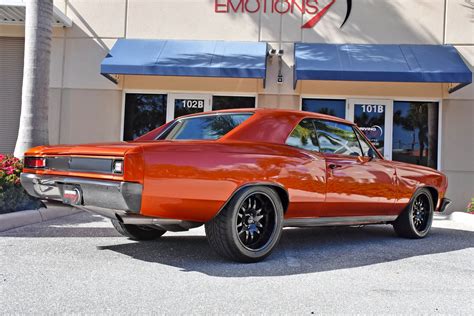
[423,186,439,209]
[214,182,289,219]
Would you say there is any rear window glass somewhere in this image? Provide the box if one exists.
[159,113,252,140]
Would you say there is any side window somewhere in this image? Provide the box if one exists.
[286,119,320,152]
[354,127,372,156]
[313,120,362,156]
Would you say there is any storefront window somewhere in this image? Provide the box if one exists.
[174,98,206,118]
[392,101,439,168]
[123,94,167,141]
[302,99,346,119]
[212,96,256,110]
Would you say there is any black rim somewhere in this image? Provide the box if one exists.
[412,193,431,232]
[236,192,277,251]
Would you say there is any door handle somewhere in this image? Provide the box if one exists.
[328,163,342,170]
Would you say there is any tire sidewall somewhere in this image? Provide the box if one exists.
[228,186,284,260]
[408,189,434,238]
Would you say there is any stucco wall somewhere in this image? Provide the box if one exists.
[0,0,472,211]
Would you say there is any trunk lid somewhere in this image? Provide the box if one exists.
[26,142,152,157]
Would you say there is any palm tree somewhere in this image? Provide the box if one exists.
[14,0,53,158]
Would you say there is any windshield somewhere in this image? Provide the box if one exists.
[157,113,253,140]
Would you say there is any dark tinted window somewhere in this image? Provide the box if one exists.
[286,119,320,152]
[212,96,256,110]
[123,94,167,141]
[393,101,439,168]
[302,99,346,119]
[162,114,252,140]
[314,120,362,156]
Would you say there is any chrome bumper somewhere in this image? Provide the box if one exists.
[20,173,142,213]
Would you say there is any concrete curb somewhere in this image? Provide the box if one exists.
[0,203,82,232]
[448,211,474,224]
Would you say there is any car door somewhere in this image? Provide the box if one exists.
[312,119,397,217]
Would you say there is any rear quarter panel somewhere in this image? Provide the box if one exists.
[140,141,326,222]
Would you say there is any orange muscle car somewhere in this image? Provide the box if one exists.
[21,109,451,262]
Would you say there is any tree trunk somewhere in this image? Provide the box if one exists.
[14,0,53,158]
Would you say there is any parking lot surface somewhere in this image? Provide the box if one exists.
[1,211,473,314]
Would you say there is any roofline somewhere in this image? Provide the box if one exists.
[177,108,354,125]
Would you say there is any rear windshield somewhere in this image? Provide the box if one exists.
[157,113,253,140]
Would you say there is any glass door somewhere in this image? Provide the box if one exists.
[347,99,393,160]
[167,94,212,122]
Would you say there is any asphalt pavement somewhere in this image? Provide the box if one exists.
[1,211,473,314]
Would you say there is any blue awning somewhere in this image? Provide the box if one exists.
[101,39,268,81]
[294,43,472,92]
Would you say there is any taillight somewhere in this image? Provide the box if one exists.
[24,157,46,169]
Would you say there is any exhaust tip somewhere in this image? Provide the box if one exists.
[115,213,124,223]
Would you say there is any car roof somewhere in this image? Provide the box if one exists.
[180,108,354,125]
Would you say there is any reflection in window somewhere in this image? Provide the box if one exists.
[286,119,320,152]
[124,94,167,141]
[162,114,252,140]
[354,103,385,155]
[302,99,346,119]
[313,120,362,156]
[393,101,439,168]
[212,96,256,110]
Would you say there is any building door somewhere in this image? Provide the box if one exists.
[0,37,24,153]
[347,99,393,160]
[167,94,212,121]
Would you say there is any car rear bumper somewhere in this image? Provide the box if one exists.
[20,173,142,213]
[438,198,452,213]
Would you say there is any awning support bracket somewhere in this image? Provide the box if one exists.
[448,82,470,94]
[102,73,119,85]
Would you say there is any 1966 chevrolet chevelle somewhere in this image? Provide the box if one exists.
[21,109,451,262]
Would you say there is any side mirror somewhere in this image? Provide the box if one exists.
[367,148,375,161]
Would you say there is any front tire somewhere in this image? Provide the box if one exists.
[205,186,284,263]
[393,188,434,239]
[111,219,166,240]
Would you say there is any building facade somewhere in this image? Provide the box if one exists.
[0,0,473,212]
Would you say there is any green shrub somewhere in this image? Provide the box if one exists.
[0,154,43,214]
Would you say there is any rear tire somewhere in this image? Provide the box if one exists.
[111,219,166,240]
[205,186,284,263]
[393,188,434,239]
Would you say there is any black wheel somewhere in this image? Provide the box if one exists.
[205,186,284,263]
[111,219,166,241]
[393,188,434,239]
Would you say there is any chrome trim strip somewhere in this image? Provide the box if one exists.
[284,215,398,227]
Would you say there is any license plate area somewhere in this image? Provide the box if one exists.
[61,184,83,205]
